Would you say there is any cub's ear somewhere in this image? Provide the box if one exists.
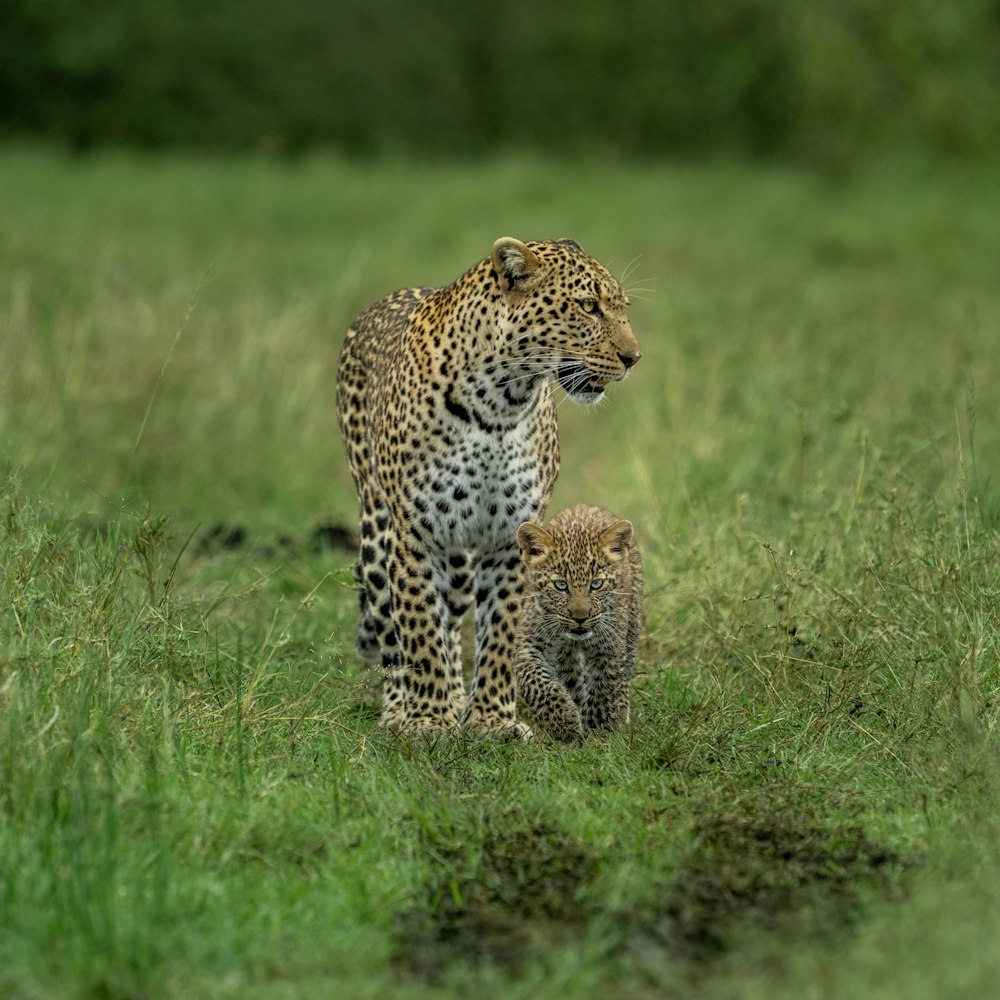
[516,522,553,566]
[599,519,633,561]
[492,237,541,292]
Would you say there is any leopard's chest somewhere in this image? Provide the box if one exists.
[413,420,550,550]
[372,335,558,551]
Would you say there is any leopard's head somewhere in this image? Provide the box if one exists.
[491,237,641,405]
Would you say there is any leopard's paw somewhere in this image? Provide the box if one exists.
[460,713,533,743]
[391,715,460,740]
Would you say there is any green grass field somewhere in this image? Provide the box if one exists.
[2,148,999,999]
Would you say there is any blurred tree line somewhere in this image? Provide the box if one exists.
[2,0,998,161]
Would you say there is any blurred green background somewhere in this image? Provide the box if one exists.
[3,0,999,164]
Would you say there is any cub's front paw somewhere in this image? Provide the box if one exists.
[539,705,585,744]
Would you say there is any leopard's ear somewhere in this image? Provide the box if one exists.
[492,238,541,292]
[516,522,553,566]
[599,519,633,561]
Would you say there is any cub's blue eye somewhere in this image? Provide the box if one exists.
[590,579,605,591]
[552,579,569,592]
[578,298,599,315]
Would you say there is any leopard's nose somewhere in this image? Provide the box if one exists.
[618,350,640,369]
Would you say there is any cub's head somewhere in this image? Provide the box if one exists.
[516,507,634,641]
[491,237,641,405]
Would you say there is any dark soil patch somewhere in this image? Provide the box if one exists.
[394,795,906,983]
[625,791,904,966]
[197,522,249,552]
[192,521,355,557]
[395,821,595,976]
[308,521,356,553]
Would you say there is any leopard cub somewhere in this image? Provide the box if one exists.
[514,503,643,743]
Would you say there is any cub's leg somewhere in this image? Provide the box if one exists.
[516,646,584,743]
[578,654,631,732]
[462,548,532,741]
[579,584,642,732]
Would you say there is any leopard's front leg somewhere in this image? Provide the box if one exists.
[353,491,406,730]
[385,527,461,734]
[462,547,533,741]
[442,550,475,722]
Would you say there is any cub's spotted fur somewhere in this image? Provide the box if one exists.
[336,239,640,738]
[515,504,643,742]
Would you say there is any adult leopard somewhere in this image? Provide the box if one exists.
[336,238,640,739]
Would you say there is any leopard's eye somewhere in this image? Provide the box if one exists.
[589,579,605,591]
[552,579,569,592]
[578,298,600,315]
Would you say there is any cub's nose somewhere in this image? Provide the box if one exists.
[618,350,640,369]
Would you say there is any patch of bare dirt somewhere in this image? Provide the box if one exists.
[395,822,595,976]
[394,794,906,982]
[625,793,904,965]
